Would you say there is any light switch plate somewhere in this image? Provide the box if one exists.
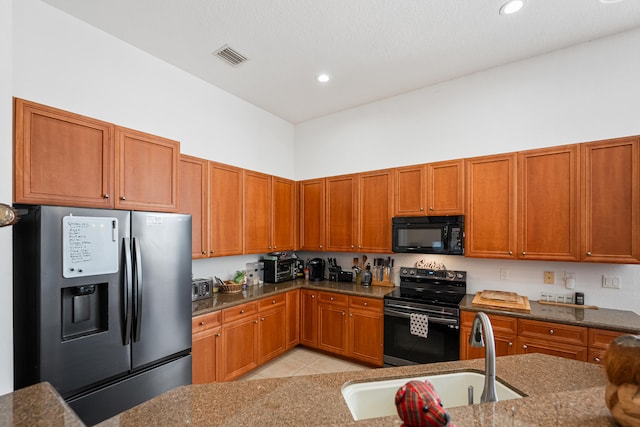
[544,271,555,284]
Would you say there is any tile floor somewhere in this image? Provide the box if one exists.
[238,347,370,381]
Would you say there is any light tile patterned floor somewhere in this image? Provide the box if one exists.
[238,347,370,381]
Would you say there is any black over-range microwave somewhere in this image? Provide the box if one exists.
[392,215,464,255]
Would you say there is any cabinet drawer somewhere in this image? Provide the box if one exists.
[589,328,627,350]
[318,291,348,306]
[461,311,517,335]
[259,293,286,311]
[192,310,221,333]
[349,296,383,311]
[518,319,587,346]
[588,349,607,365]
[222,301,258,323]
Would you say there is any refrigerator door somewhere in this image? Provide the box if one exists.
[130,211,192,369]
[13,206,132,397]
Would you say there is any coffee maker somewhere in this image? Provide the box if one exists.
[307,258,325,281]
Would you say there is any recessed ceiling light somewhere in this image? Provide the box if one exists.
[316,73,330,83]
[499,0,524,15]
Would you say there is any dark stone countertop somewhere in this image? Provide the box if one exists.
[460,294,640,333]
[0,382,84,426]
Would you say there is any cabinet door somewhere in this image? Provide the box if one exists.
[465,154,517,259]
[115,126,179,212]
[348,307,383,366]
[179,155,209,258]
[192,327,220,384]
[299,290,317,347]
[459,312,517,360]
[219,316,258,381]
[272,176,296,252]
[518,145,580,261]
[582,137,640,263]
[299,179,325,251]
[258,306,286,365]
[317,303,348,355]
[14,98,114,208]
[395,165,426,216]
[244,170,272,254]
[426,160,464,215]
[358,170,393,253]
[286,289,300,350]
[326,174,358,252]
[209,162,243,256]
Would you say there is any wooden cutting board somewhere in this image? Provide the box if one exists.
[472,290,531,313]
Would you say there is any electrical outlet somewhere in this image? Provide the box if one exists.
[544,271,555,284]
[500,268,510,280]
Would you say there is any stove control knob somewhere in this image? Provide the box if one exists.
[446,271,454,279]
[456,273,464,279]
[401,268,408,275]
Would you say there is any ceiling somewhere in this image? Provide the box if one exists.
[43,0,640,124]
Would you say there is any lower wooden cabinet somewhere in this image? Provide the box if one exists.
[258,294,287,365]
[459,311,517,360]
[191,311,221,384]
[286,289,300,350]
[588,328,627,365]
[300,289,318,347]
[219,302,259,381]
[317,292,349,355]
[348,296,384,366]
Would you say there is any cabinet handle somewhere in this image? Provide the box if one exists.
[330,297,334,301]
[269,246,272,249]
[319,245,323,249]
[202,251,206,255]
[342,312,346,316]
[594,357,601,363]
[508,342,513,347]
[350,313,353,317]
[272,300,276,304]
[240,309,245,314]
[587,251,592,256]
[429,207,433,211]
[254,320,258,324]
[215,333,220,337]
[363,302,368,306]
[210,251,214,254]
[508,251,513,255]
[549,329,554,335]
[261,317,265,321]
[521,251,526,256]
[199,321,205,326]
[311,295,315,299]
[523,345,528,350]
[104,194,110,199]
[420,207,424,211]
[121,195,126,201]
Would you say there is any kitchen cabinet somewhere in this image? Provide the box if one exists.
[464,154,518,259]
[394,165,426,216]
[516,318,587,361]
[581,136,640,263]
[219,302,259,381]
[459,311,517,360]
[325,174,358,252]
[14,98,115,209]
[114,126,179,212]
[286,289,300,350]
[358,169,394,253]
[517,145,580,261]
[178,155,209,258]
[191,311,221,384]
[317,292,349,355]
[299,179,325,251]
[272,176,296,252]
[243,170,272,254]
[257,294,286,365]
[300,289,318,347]
[348,296,384,366]
[209,161,244,256]
[426,160,465,215]
[588,328,627,365]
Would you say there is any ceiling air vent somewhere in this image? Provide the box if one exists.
[213,45,248,67]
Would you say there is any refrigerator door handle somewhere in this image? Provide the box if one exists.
[133,237,143,342]
[123,238,133,345]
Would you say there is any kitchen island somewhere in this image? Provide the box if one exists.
[0,353,617,425]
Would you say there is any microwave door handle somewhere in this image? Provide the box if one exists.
[384,309,458,326]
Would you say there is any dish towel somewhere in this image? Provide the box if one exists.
[410,313,429,339]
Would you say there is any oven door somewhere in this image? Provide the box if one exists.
[383,306,460,366]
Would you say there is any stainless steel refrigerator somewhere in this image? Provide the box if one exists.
[13,205,192,425]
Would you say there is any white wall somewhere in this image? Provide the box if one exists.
[294,29,640,312]
[0,0,13,395]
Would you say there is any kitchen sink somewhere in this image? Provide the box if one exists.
[341,371,525,421]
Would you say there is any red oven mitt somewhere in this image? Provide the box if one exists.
[395,380,455,427]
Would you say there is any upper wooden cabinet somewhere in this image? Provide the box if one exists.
[581,137,640,263]
[358,169,394,253]
[325,174,358,252]
[115,126,179,212]
[394,160,464,217]
[14,98,115,208]
[178,154,209,258]
[243,170,272,254]
[272,177,296,252]
[465,154,517,259]
[299,179,325,251]
[518,145,580,261]
[209,161,243,257]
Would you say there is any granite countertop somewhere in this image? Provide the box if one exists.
[0,382,84,426]
[98,353,614,426]
[460,294,640,333]
[191,279,393,317]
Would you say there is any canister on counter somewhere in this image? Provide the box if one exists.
[575,292,584,305]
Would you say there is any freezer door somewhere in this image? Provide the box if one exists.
[131,212,192,369]
[13,206,132,397]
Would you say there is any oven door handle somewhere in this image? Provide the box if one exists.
[384,309,459,326]
[385,303,456,318]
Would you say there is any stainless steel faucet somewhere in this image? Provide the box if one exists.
[469,312,498,403]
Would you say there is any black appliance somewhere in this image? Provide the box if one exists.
[13,205,192,425]
[392,215,464,255]
[383,267,467,367]
[263,258,296,283]
[307,258,325,281]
